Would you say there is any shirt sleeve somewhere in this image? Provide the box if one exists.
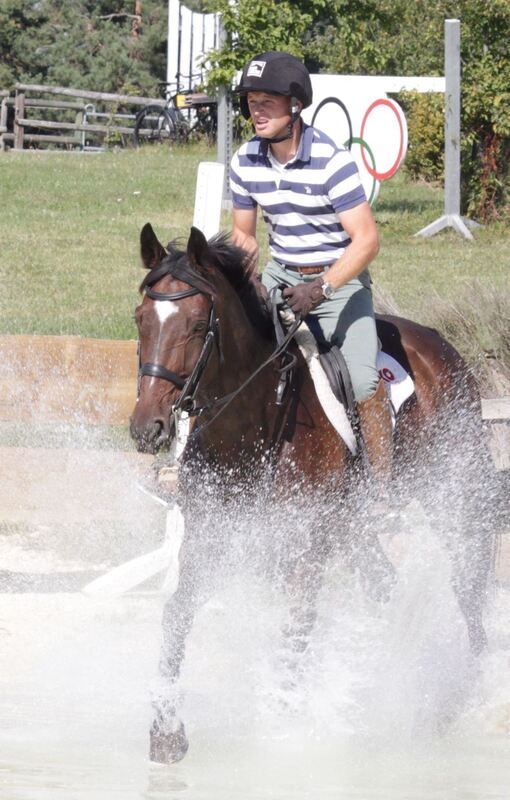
[230,152,257,210]
[325,150,366,213]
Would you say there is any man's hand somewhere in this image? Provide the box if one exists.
[282,278,324,317]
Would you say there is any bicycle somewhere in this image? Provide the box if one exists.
[134,83,217,146]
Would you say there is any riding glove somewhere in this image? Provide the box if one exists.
[282,278,324,317]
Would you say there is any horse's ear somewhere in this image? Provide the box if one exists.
[140,222,166,270]
[187,226,210,269]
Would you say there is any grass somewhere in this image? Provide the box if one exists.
[0,145,205,339]
[0,143,509,388]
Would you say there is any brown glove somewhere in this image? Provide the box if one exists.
[282,278,324,317]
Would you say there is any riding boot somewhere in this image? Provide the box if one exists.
[356,379,394,513]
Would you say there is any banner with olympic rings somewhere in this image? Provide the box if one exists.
[302,75,409,205]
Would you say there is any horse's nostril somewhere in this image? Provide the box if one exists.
[153,418,167,438]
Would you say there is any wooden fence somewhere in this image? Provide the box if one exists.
[0,83,165,151]
[0,334,509,467]
[0,335,137,424]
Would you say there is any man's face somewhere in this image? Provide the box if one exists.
[246,91,293,138]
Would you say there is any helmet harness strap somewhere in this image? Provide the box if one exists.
[259,96,301,144]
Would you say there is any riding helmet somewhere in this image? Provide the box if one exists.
[234,51,313,120]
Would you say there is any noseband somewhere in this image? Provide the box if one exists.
[138,277,218,414]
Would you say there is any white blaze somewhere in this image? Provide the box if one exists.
[155,300,178,324]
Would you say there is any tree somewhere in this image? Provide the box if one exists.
[203,0,334,89]
[0,0,168,94]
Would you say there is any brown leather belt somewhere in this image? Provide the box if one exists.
[282,264,330,275]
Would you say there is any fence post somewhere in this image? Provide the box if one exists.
[415,19,480,240]
[0,95,8,151]
[14,89,25,150]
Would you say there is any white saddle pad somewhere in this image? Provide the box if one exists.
[377,350,415,421]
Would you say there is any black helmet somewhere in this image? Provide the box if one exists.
[234,51,313,120]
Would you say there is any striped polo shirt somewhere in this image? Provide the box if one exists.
[230,122,366,268]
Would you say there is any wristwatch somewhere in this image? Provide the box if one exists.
[321,280,335,300]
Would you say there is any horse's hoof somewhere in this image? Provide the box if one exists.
[149,719,189,764]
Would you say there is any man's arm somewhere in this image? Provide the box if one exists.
[281,200,379,316]
[231,207,259,275]
[324,201,379,290]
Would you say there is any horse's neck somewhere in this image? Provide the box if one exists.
[198,304,282,462]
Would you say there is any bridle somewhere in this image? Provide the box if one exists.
[137,277,219,416]
[137,266,301,438]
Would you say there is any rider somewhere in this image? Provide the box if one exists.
[230,50,393,507]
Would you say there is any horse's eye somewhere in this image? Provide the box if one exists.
[192,320,208,334]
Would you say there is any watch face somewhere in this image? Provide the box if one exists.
[322,281,334,299]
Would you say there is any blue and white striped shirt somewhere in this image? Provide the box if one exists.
[230,123,366,268]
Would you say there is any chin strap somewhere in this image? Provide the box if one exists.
[266,121,294,144]
[261,102,301,144]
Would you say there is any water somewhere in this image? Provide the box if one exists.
[0,446,509,799]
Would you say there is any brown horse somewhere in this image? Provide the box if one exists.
[130,223,496,763]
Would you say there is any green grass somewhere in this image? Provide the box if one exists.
[373,174,509,320]
[0,145,509,386]
[0,145,206,339]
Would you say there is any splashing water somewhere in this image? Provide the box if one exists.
[0,418,509,799]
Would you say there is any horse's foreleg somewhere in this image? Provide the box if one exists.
[150,546,200,764]
[278,542,329,700]
[447,524,494,656]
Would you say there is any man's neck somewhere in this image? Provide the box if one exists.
[269,120,302,164]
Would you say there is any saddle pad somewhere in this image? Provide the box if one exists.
[377,350,415,419]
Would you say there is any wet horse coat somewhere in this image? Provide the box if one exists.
[130,224,496,763]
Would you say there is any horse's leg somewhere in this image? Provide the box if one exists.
[447,521,493,655]
[417,433,497,657]
[438,462,496,656]
[150,540,201,764]
[277,533,331,701]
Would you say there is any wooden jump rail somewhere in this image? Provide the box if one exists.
[0,83,165,151]
[0,334,508,469]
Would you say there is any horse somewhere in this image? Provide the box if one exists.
[130,222,497,763]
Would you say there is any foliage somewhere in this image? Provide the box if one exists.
[399,92,444,185]
[0,0,167,95]
[203,0,334,89]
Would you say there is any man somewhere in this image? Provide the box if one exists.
[230,50,393,508]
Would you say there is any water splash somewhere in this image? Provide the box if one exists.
[0,409,508,798]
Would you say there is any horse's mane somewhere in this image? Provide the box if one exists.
[140,233,274,340]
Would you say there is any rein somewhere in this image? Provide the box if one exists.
[138,267,300,436]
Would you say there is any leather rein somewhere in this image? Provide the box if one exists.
[137,269,300,434]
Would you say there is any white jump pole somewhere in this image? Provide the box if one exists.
[416,19,480,240]
[192,160,225,239]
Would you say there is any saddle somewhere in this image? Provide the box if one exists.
[318,343,357,417]
[271,300,415,455]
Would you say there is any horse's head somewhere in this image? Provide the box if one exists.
[130,223,219,453]
[130,223,270,454]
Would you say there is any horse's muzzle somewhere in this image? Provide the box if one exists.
[129,414,175,454]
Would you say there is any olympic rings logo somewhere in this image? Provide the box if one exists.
[309,91,408,205]
[360,99,405,181]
